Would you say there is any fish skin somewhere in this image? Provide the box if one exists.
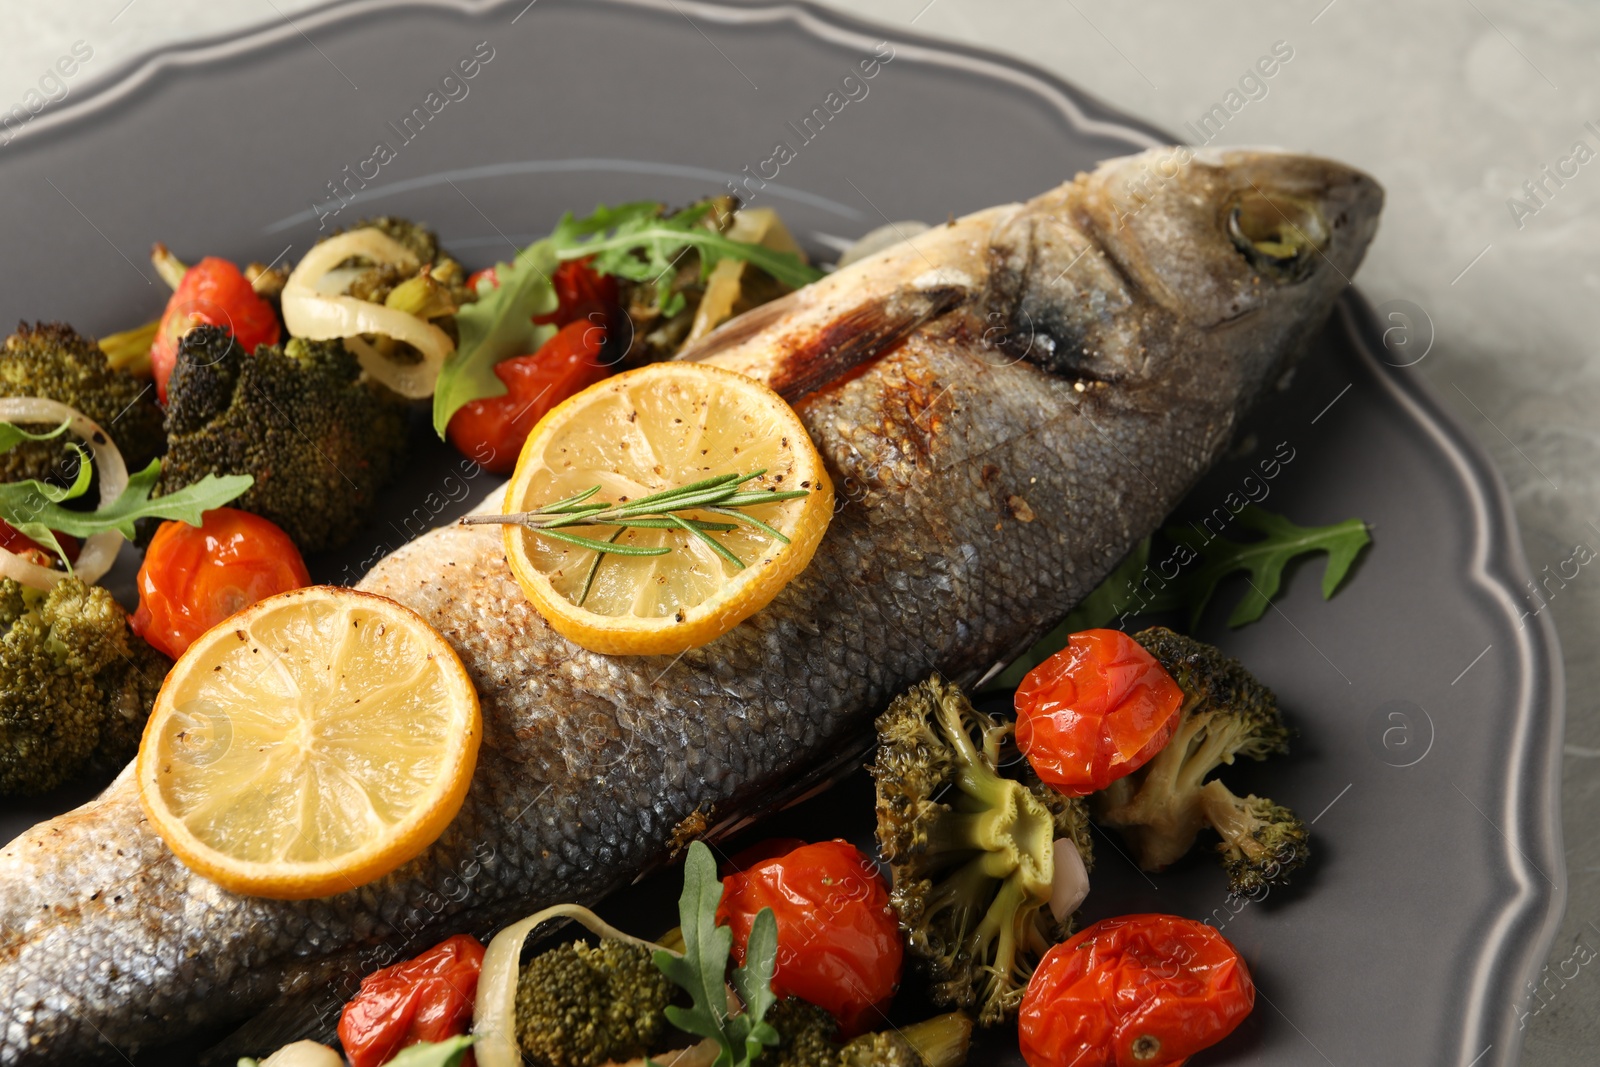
[0,147,1380,1064]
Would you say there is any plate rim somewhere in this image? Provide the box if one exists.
[4,1,1568,1063]
[1335,293,1566,1066]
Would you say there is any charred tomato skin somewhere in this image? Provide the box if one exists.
[717,839,904,1037]
[533,258,621,327]
[151,257,281,403]
[1015,629,1184,796]
[130,508,310,660]
[1019,913,1254,1067]
[338,934,485,1067]
[446,317,614,474]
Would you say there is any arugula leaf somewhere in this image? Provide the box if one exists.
[0,418,71,454]
[1166,506,1370,627]
[653,840,780,1067]
[1061,537,1163,633]
[552,201,822,299]
[431,240,560,438]
[0,443,95,564]
[988,508,1369,688]
[385,1035,476,1067]
[431,201,824,437]
[239,1037,474,1067]
[0,453,252,571]
[727,908,780,1063]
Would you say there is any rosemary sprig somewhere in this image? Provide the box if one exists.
[462,470,808,603]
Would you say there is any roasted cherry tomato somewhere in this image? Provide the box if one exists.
[130,508,310,659]
[1019,914,1254,1067]
[446,317,613,473]
[723,837,810,875]
[1015,629,1183,796]
[151,257,281,403]
[717,839,903,1037]
[533,258,620,327]
[338,934,485,1067]
[0,518,79,568]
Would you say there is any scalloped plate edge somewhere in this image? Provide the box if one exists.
[1339,293,1566,1067]
[5,2,1566,1064]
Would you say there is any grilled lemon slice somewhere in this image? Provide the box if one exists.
[137,586,480,899]
[501,362,833,656]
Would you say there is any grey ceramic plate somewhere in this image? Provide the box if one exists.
[0,1,1565,1064]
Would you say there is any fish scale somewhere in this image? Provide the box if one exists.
[0,147,1380,1063]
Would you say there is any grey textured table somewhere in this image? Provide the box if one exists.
[2,0,1596,1062]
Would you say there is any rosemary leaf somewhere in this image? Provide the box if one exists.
[669,514,746,570]
[578,529,627,607]
[463,468,810,598]
[703,507,792,544]
[532,528,670,556]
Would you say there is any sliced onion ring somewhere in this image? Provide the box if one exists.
[256,1041,343,1067]
[280,228,456,398]
[474,903,675,1067]
[686,207,805,345]
[0,397,128,590]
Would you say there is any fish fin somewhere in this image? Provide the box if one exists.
[767,285,967,402]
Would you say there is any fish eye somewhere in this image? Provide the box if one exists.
[1226,192,1327,281]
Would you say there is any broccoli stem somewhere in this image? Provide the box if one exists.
[97,321,158,376]
[874,676,1091,1027]
[924,808,1036,865]
[971,875,1027,996]
[1100,710,1216,870]
[900,1013,974,1067]
[1198,780,1258,849]
[1093,628,1308,892]
[1182,713,1252,791]
[151,243,188,290]
[924,859,995,939]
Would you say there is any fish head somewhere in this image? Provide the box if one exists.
[1086,145,1382,325]
[988,146,1383,408]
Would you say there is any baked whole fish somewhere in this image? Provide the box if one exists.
[0,147,1380,1063]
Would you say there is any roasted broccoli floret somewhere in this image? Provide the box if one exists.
[0,322,165,483]
[0,577,169,796]
[514,938,678,1067]
[767,999,973,1067]
[335,217,473,310]
[159,326,407,553]
[1093,627,1309,897]
[872,677,1092,1026]
[767,999,844,1067]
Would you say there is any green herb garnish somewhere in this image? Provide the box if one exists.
[993,506,1369,687]
[0,420,253,569]
[1165,506,1370,628]
[430,201,823,439]
[238,1036,474,1067]
[384,1036,476,1067]
[650,840,780,1067]
[430,240,560,439]
[0,418,72,454]
[551,201,823,312]
[462,470,807,605]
